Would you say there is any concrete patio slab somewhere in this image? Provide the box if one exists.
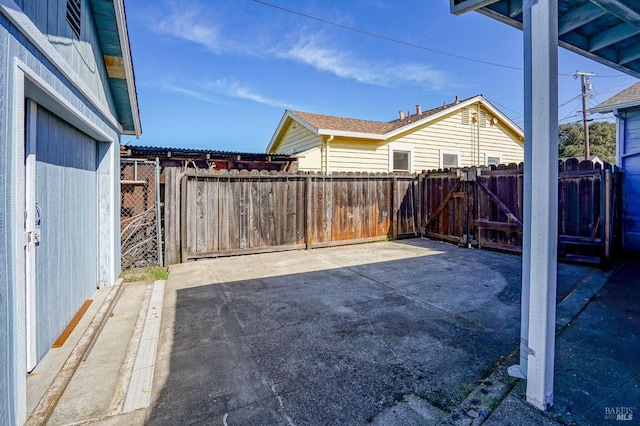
[146,239,611,425]
[36,238,638,425]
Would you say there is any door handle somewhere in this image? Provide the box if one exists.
[35,203,41,226]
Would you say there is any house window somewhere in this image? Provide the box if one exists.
[393,150,410,171]
[66,0,81,39]
[486,154,501,166]
[440,150,460,169]
[388,145,414,172]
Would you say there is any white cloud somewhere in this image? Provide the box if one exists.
[277,35,449,90]
[207,78,294,108]
[160,83,227,104]
[156,78,293,109]
[153,6,234,54]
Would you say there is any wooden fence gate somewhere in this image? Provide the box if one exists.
[421,160,620,264]
[163,160,619,265]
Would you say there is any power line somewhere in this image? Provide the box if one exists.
[253,1,639,80]
[254,0,526,72]
[559,94,581,108]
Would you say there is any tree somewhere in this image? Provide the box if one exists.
[558,121,616,164]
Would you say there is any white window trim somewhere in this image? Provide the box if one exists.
[388,144,414,173]
[440,149,461,169]
[485,152,502,166]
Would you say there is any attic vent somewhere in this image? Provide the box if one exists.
[66,0,81,39]
[479,111,487,127]
[461,108,470,125]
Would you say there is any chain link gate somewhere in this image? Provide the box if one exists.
[120,158,163,269]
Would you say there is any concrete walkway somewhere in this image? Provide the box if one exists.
[35,239,638,425]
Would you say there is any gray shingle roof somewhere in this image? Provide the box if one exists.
[290,95,480,135]
[591,82,640,113]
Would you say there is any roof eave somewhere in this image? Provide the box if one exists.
[591,99,640,114]
[266,111,292,152]
[267,111,322,152]
[112,0,141,137]
[317,129,387,140]
[476,5,640,80]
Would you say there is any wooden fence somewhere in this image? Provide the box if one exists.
[163,160,619,265]
[422,159,620,264]
[164,169,418,263]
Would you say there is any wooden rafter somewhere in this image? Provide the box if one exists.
[559,3,606,35]
[589,0,640,29]
[589,22,640,52]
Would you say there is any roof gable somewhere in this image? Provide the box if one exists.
[591,81,640,113]
[267,95,523,151]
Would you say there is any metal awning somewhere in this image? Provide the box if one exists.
[451,0,640,79]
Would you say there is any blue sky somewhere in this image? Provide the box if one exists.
[125,0,639,152]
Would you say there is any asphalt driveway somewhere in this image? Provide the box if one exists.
[146,239,602,425]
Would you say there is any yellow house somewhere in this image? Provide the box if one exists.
[267,95,524,173]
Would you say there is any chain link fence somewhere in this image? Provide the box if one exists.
[120,158,162,269]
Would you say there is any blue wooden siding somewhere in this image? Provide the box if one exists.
[35,106,98,361]
[623,109,640,251]
[0,12,16,425]
[13,0,116,117]
[1,8,121,424]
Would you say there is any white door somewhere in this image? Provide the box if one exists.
[24,99,39,372]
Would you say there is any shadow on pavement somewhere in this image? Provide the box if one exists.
[145,240,607,425]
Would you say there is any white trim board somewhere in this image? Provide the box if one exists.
[0,0,124,134]
[12,59,118,424]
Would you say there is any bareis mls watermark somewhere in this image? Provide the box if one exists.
[604,406,634,421]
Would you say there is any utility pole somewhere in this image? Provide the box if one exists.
[575,71,594,160]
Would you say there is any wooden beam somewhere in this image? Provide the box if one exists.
[475,219,522,232]
[589,22,640,52]
[558,3,606,35]
[619,42,640,64]
[476,179,523,229]
[509,1,523,18]
[521,0,559,411]
[450,0,500,16]
[423,180,462,229]
[589,0,640,29]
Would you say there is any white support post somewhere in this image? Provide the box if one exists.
[521,0,559,411]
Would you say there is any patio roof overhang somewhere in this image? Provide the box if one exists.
[450,0,640,79]
[450,0,639,413]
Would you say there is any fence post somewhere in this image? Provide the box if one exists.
[180,174,188,263]
[417,174,424,237]
[391,176,398,240]
[305,176,312,249]
[604,168,612,263]
[155,157,163,266]
[163,168,183,265]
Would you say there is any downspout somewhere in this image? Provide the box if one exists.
[471,111,476,165]
[322,135,334,174]
[613,109,624,165]
[477,101,482,165]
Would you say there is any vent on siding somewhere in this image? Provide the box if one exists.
[479,111,487,127]
[461,108,470,125]
[66,0,81,39]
